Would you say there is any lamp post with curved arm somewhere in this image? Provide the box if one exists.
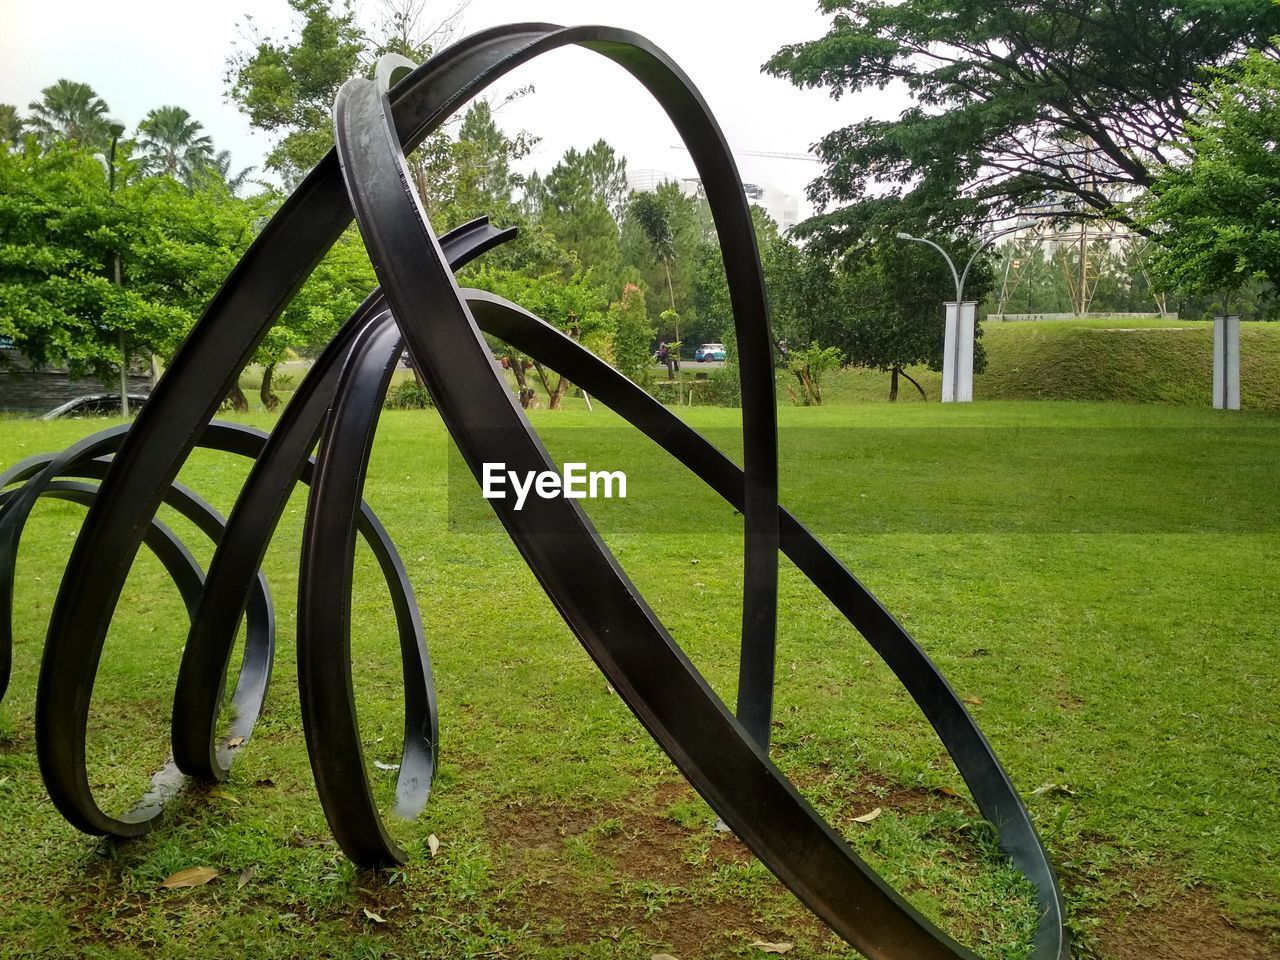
[105,122,128,417]
[897,222,1032,402]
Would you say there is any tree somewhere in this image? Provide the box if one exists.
[136,106,215,183]
[471,267,610,409]
[784,341,845,406]
[627,190,677,310]
[26,79,114,152]
[610,282,653,386]
[1138,46,1280,311]
[209,149,258,196]
[226,0,470,185]
[0,105,22,147]
[253,224,375,409]
[225,0,365,183]
[768,235,990,401]
[766,0,1280,248]
[0,141,267,385]
[526,142,627,287]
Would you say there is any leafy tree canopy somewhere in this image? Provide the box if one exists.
[26,79,116,153]
[136,106,216,184]
[225,0,365,183]
[767,0,1280,250]
[0,141,270,380]
[1138,45,1280,310]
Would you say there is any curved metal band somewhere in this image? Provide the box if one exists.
[298,314,432,866]
[172,217,507,782]
[9,421,424,836]
[0,424,272,729]
[0,480,205,624]
[0,453,273,825]
[35,22,777,842]
[460,289,1068,960]
[338,71,998,960]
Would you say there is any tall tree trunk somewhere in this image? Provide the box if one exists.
[259,362,280,411]
[532,360,557,405]
[507,353,536,408]
[227,382,250,412]
[663,261,683,403]
[889,366,900,402]
[550,374,571,410]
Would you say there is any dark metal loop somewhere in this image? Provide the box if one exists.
[171,217,506,784]
[0,444,273,826]
[462,289,1068,960]
[2,23,1069,960]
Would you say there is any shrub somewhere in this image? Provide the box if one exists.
[384,379,434,409]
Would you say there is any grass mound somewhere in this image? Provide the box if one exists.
[820,318,1280,408]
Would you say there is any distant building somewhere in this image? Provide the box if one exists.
[0,340,149,414]
[626,169,801,235]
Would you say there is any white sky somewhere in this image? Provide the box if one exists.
[0,1,908,216]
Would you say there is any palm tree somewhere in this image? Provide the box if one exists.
[0,104,23,147]
[211,149,257,196]
[136,106,215,183]
[26,80,113,150]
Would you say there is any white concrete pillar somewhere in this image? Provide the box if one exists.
[1213,314,1241,410]
[942,301,977,403]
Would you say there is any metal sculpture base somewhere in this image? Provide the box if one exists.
[0,25,1068,960]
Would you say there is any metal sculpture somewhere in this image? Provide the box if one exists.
[0,25,1068,960]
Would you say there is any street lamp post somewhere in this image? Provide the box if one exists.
[897,222,1032,402]
[106,122,128,417]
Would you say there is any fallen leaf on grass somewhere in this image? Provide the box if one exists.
[933,785,963,799]
[652,954,679,960]
[161,866,219,889]
[237,865,257,890]
[363,908,386,923]
[373,760,400,771]
[1032,783,1075,797]
[749,942,794,954]
[851,807,882,824]
[428,834,440,857]
[209,788,240,805]
[227,736,245,748]
[962,696,985,706]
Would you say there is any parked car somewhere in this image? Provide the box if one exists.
[694,343,726,362]
[40,393,149,420]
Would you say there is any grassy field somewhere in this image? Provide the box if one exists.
[0,400,1277,959]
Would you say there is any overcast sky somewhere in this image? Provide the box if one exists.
[0,1,907,216]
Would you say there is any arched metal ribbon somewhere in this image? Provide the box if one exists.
[3,23,1069,960]
[170,217,508,790]
[333,66,1067,960]
[0,431,273,823]
[463,290,1068,960]
[1,421,431,833]
[31,25,775,849]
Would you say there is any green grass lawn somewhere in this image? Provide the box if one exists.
[0,400,1277,959]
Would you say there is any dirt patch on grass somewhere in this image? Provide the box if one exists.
[483,782,838,955]
[484,798,603,852]
[1099,885,1277,960]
